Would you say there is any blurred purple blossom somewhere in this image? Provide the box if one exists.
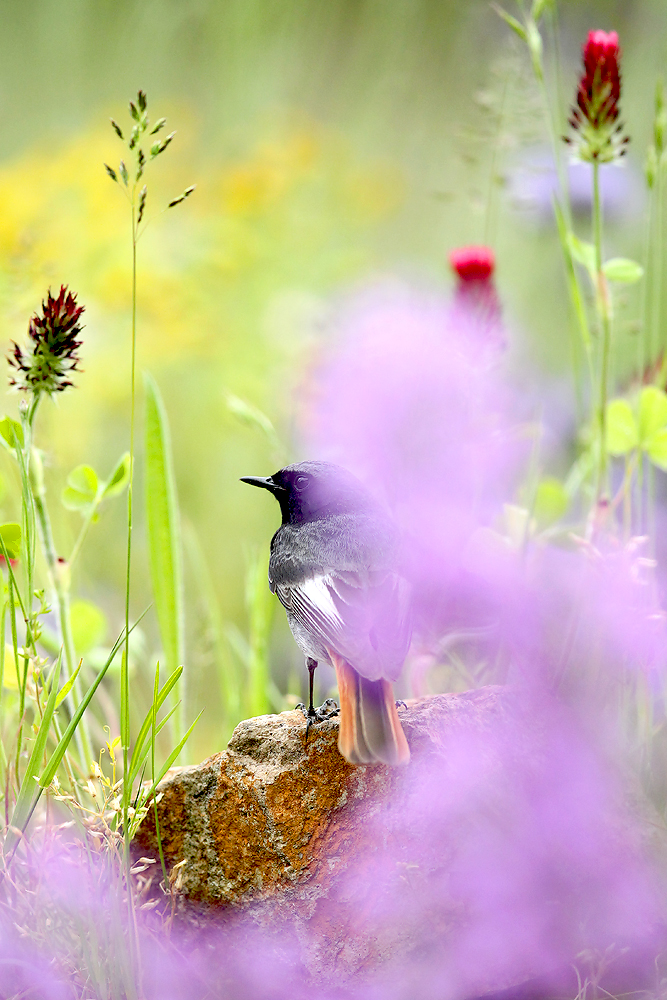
[508,147,643,225]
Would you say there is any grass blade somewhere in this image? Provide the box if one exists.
[245,549,274,718]
[144,372,185,743]
[154,710,203,788]
[184,520,242,737]
[127,665,182,785]
[39,611,147,790]
[5,650,63,858]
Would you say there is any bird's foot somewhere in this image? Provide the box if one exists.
[395,699,408,711]
[315,698,340,721]
[295,698,340,724]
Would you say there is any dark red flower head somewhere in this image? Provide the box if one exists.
[565,30,627,163]
[449,246,495,283]
[578,30,621,126]
[8,286,84,395]
[449,245,503,356]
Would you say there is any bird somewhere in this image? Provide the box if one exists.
[240,461,411,766]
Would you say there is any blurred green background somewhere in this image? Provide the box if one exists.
[0,0,664,759]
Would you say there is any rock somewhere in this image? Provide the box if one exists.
[133,686,666,997]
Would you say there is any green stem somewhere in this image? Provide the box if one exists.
[593,161,611,507]
[68,501,100,570]
[121,186,140,991]
[122,201,137,848]
[31,449,93,771]
[483,70,510,246]
[0,592,7,779]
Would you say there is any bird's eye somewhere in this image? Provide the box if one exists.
[294,475,309,491]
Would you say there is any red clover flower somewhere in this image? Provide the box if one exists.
[449,245,495,283]
[8,286,84,395]
[449,245,503,352]
[565,30,628,163]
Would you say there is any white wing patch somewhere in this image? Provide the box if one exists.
[275,569,411,682]
[279,575,346,641]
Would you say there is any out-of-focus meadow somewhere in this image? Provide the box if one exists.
[0,0,664,762]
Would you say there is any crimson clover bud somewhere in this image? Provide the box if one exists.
[8,286,84,395]
[565,30,629,163]
[449,245,495,283]
[449,246,504,354]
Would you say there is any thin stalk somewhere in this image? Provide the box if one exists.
[530,20,592,413]
[122,200,138,854]
[655,162,664,371]
[121,183,140,992]
[593,161,612,506]
[483,70,510,246]
[622,453,633,542]
[31,461,93,771]
[68,502,100,570]
[151,663,169,889]
[0,593,7,778]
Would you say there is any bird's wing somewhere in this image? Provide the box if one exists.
[274,569,411,682]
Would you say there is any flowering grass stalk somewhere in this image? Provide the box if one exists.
[104,90,194,866]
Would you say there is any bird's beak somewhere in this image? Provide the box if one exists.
[240,476,285,494]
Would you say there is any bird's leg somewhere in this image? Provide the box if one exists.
[296,658,339,728]
[307,657,317,717]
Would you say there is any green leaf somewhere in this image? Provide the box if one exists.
[0,416,23,451]
[128,665,183,785]
[102,452,131,498]
[0,523,21,560]
[531,0,553,20]
[602,258,644,284]
[606,399,639,455]
[5,651,62,859]
[646,429,667,470]
[38,613,147,790]
[491,4,528,41]
[144,374,184,712]
[154,710,203,787]
[70,599,107,654]
[245,550,275,717]
[638,385,667,443]
[533,478,569,528]
[62,465,99,511]
[567,233,596,277]
[526,21,543,66]
[55,659,82,709]
[226,394,275,438]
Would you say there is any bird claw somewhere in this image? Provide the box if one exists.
[395,699,408,711]
[316,698,340,721]
[295,699,340,727]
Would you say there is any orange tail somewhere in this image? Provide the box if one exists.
[331,652,410,766]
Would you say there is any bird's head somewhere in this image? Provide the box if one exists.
[241,461,376,525]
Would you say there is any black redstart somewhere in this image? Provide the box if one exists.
[241,461,410,765]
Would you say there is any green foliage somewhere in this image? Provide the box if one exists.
[533,478,569,529]
[70,599,107,654]
[0,416,23,450]
[62,465,98,512]
[606,387,667,468]
[4,651,63,860]
[62,454,130,515]
[606,399,639,455]
[144,373,184,692]
[244,549,275,718]
[0,522,21,560]
[567,233,597,281]
[602,258,644,284]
